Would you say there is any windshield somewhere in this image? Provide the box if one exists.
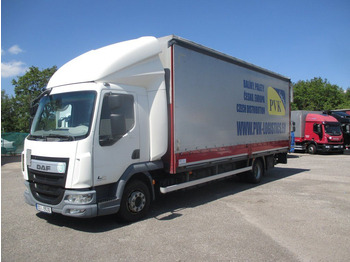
[334,112,350,118]
[324,123,342,136]
[30,91,96,141]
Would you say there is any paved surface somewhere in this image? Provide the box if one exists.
[2,153,350,261]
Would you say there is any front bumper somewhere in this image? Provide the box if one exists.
[318,144,344,153]
[24,181,120,218]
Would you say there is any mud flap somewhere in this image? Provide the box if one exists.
[276,153,287,164]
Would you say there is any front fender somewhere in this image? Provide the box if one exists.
[116,161,163,201]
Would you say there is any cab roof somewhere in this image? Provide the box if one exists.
[306,114,338,123]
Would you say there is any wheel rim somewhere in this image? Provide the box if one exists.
[127,191,146,213]
[308,145,315,154]
[254,162,262,179]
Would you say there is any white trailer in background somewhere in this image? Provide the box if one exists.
[23,35,292,222]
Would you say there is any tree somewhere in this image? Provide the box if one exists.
[3,66,57,132]
[1,90,17,132]
[292,77,345,111]
[340,88,350,108]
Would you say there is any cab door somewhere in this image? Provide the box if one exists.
[93,89,148,186]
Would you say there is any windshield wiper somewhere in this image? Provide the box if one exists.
[28,134,46,141]
[46,134,75,141]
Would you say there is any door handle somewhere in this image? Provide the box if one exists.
[132,149,140,159]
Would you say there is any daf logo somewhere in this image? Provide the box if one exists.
[31,159,66,174]
[37,165,51,171]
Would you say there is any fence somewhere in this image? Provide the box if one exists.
[1,132,29,155]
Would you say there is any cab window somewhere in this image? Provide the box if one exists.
[99,93,134,146]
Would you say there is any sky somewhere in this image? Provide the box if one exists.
[1,0,350,96]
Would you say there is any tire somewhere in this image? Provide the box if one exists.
[246,159,264,184]
[118,180,151,222]
[307,144,317,154]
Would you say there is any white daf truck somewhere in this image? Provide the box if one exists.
[23,35,292,222]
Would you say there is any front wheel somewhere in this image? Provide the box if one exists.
[118,180,151,222]
[307,144,317,154]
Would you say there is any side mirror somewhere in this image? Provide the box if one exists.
[313,124,322,134]
[30,103,39,118]
[108,94,126,138]
[29,102,39,128]
[346,124,350,134]
[108,94,122,110]
[110,114,126,139]
[317,125,322,134]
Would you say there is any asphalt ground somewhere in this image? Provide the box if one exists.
[1,153,350,262]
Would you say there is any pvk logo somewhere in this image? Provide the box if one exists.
[267,87,286,116]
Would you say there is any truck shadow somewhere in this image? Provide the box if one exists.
[150,166,307,221]
[37,166,308,232]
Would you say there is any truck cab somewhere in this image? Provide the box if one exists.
[325,110,350,150]
[303,114,343,153]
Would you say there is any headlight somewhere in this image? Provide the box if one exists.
[56,163,66,174]
[65,193,93,204]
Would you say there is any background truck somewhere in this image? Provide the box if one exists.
[324,110,350,151]
[23,35,291,222]
[291,110,343,154]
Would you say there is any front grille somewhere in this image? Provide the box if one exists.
[28,156,69,205]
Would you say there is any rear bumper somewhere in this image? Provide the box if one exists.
[24,181,120,218]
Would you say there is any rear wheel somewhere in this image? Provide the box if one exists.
[246,159,264,184]
[118,180,151,222]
